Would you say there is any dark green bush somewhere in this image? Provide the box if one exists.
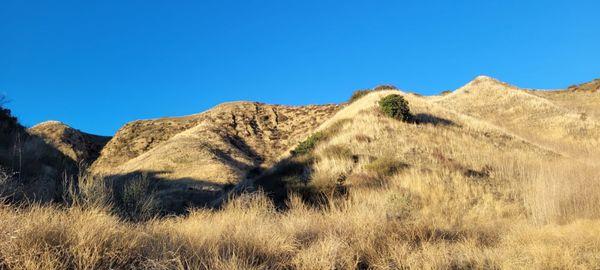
[378,94,412,122]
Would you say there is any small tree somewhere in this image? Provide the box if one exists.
[378,94,412,122]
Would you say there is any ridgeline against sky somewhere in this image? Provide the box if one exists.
[1,0,599,135]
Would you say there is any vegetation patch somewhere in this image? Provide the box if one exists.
[290,131,326,156]
[290,119,351,156]
[348,85,400,104]
[379,94,413,122]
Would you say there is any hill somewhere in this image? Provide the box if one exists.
[28,121,111,164]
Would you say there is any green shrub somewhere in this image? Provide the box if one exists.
[378,94,412,122]
[348,89,371,103]
[291,119,352,156]
[291,131,326,156]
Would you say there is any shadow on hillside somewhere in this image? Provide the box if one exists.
[218,154,347,211]
[0,120,78,203]
[88,131,274,218]
[413,113,457,126]
[92,170,235,217]
[221,133,265,164]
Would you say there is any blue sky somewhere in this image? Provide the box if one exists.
[1,1,599,136]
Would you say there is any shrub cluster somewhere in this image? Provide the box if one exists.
[378,94,412,122]
[373,84,398,91]
[348,89,371,104]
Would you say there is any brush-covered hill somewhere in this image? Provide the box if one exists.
[28,121,111,164]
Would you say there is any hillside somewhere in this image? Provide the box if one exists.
[28,121,111,164]
[249,84,566,207]
[435,76,600,161]
[527,79,600,120]
[85,102,339,209]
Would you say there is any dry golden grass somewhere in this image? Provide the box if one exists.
[1,174,599,269]
[1,78,599,269]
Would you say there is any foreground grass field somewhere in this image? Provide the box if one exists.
[1,81,599,269]
[1,173,599,269]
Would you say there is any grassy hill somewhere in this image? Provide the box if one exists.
[0,77,599,269]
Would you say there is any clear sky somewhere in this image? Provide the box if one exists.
[1,1,599,136]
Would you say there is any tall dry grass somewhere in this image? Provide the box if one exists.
[525,161,600,224]
[1,175,599,269]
